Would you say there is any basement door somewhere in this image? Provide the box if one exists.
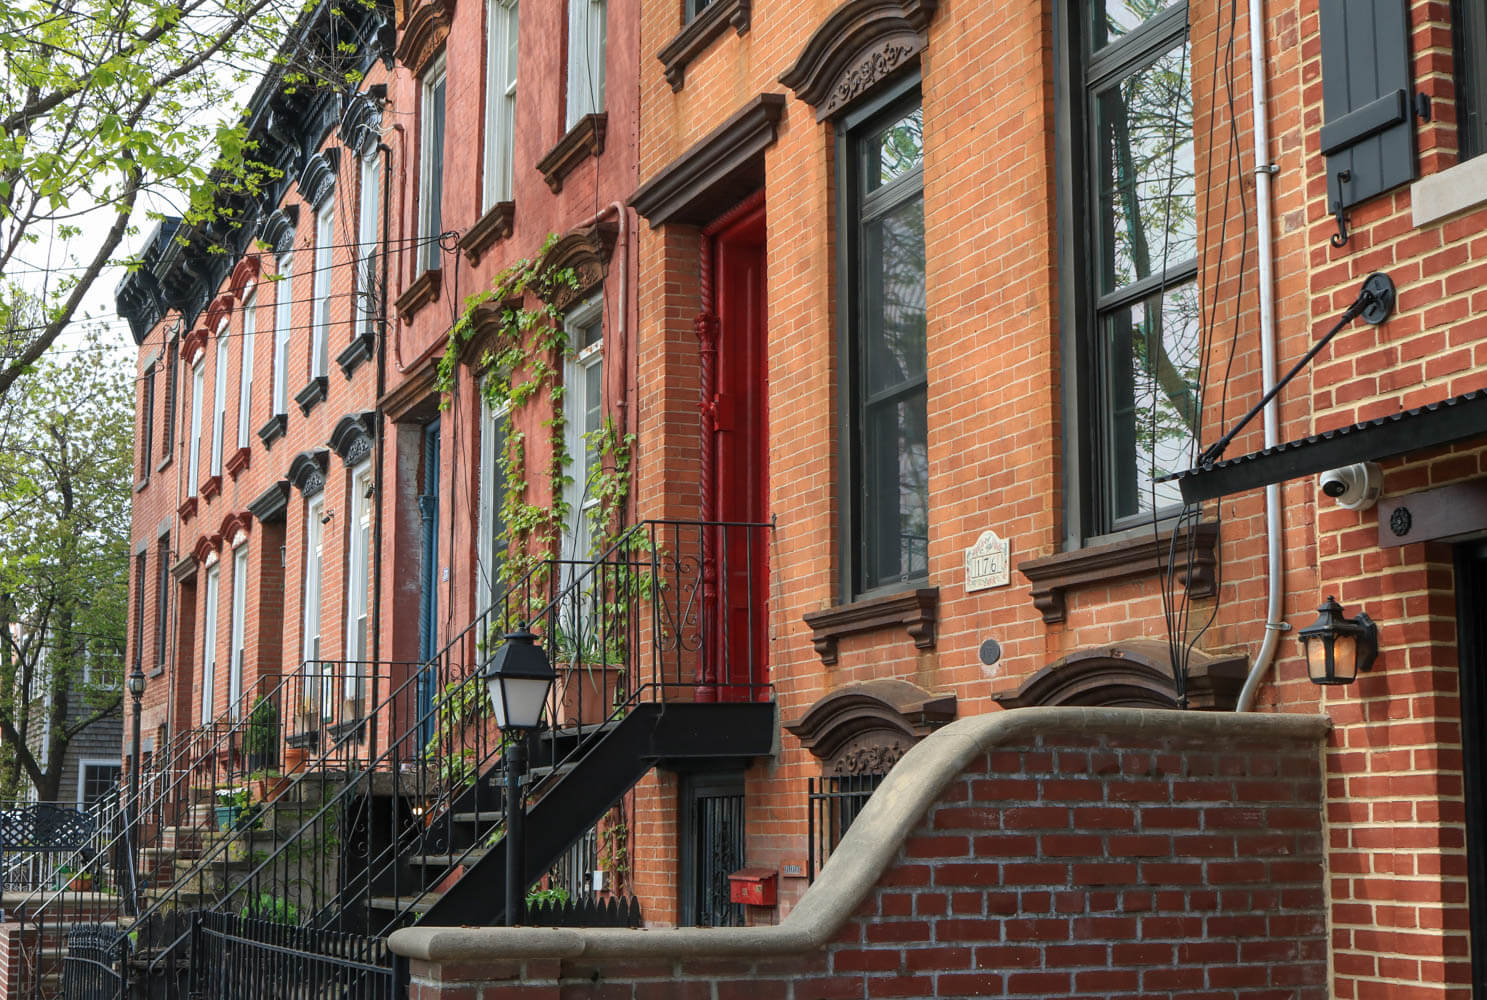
[704,201,769,703]
[1455,540,1487,997]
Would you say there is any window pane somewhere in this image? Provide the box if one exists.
[863,107,923,192]
[863,194,926,396]
[1103,280,1200,522]
[1096,38,1194,294]
[1091,0,1179,50]
[864,391,929,590]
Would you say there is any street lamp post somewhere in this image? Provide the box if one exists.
[482,626,555,927]
[126,664,146,915]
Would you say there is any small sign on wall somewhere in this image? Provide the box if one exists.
[964,530,1010,592]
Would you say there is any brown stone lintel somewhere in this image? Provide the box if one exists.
[802,587,938,666]
[460,201,516,264]
[225,446,251,478]
[396,268,442,322]
[991,639,1248,713]
[380,355,442,424]
[1018,521,1219,625]
[631,93,785,228]
[258,413,288,449]
[1377,478,1487,547]
[536,114,607,194]
[779,0,938,121]
[177,495,197,522]
[170,553,198,582]
[294,375,328,416]
[658,0,751,92]
[200,475,222,501]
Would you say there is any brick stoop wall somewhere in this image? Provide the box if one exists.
[391,707,1332,999]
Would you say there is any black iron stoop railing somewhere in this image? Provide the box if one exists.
[16,657,411,1000]
[47,519,773,1000]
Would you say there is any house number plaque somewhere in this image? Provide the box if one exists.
[964,530,1010,592]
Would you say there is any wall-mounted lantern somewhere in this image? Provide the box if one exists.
[1297,595,1379,685]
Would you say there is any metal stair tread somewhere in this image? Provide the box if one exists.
[408,849,489,866]
[369,894,437,914]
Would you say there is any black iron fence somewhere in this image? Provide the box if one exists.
[0,795,117,893]
[192,911,404,1000]
[59,925,126,1000]
[807,773,885,881]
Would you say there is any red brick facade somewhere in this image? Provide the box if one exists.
[113,0,1487,995]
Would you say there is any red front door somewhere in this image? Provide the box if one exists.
[706,202,768,702]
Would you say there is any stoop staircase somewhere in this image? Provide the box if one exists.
[36,519,773,999]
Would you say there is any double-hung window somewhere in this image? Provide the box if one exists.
[140,367,154,480]
[838,81,929,599]
[156,538,171,667]
[273,255,293,417]
[565,0,606,129]
[420,58,447,274]
[237,291,256,450]
[303,494,328,719]
[562,298,604,564]
[210,326,228,478]
[484,0,519,208]
[477,390,508,615]
[228,544,247,717]
[1060,0,1196,542]
[133,551,147,672]
[345,462,373,701]
[312,202,333,378]
[358,151,380,339]
[161,336,177,460]
[1457,0,1487,159]
[200,562,220,724]
[188,359,204,495]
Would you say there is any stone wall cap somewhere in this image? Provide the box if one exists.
[389,706,1330,963]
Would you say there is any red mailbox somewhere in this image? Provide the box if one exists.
[727,867,778,906]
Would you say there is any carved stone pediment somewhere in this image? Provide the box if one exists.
[991,639,1248,712]
[329,411,376,467]
[786,678,956,776]
[539,221,618,312]
[259,207,298,257]
[298,149,339,208]
[287,449,330,498]
[395,0,454,76]
[779,0,938,121]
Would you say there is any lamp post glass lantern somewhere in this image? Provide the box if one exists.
[127,665,146,914]
[483,627,555,926]
[1297,595,1379,685]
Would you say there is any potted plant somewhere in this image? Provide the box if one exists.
[553,627,624,727]
[244,696,279,773]
[213,787,260,832]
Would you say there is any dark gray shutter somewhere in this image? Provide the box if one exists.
[1319,0,1416,211]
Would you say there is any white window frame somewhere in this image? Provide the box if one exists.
[561,296,604,563]
[483,0,519,208]
[273,254,293,417]
[210,324,228,477]
[76,759,121,811]
[228,543,248,718]
[565,0,606,129]
[237,290,256,450]
[477,390,509,614]
[344,462,373,700]
[201,561,220,724]
[420,57,448,273]
[188,358,204,495]
[358,150,380,339]
[312,201,333,378]
[302,494,327,720]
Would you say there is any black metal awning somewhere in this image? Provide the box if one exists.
[1162,390,1487,504]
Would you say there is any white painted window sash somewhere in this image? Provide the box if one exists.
[312,203,333,378]
[201,563,220,724]
[273,255,293,416]
[188,360,204,495]
[237,292,255,450]
[483,0,519,208]
[229,544,247,717]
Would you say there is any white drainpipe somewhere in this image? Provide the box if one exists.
[1235,0,1287,712]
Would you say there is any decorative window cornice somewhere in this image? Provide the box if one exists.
[536,113,607,194]
[991,640,1247,712]
[259,206,298,257]
[247,480,291,525]
[460,201,516,264]
[228,255,261,301]
[298,149,340,208]
[329,411,376,466]
[257,413,288,449]
[202,294,234,336]
[631,93,785,228]
[295,375,329,416]
[339,87,385,156]
[785,678,956,774]
[1017,521,1219,625]
[779,0,937,121]
[191,533,221,565]
[287,449,330,498]
[395,0,454,77]
[658,0,751,92]
[395,267,441,322]
[219,510,253,547]
[337,332,376,378]
[801,587,938,665]
[538,221,617,312]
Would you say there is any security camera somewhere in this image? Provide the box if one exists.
[1319,462,1382,511]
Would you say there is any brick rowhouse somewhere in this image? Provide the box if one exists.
[90,0,1487,996]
